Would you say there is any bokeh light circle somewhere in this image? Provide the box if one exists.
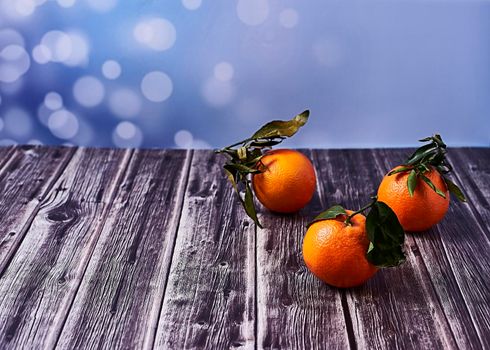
[41,31,72,62]
[44,92,63,110]
[174,130,193,148]
[0,29,25,48]
[48,109,79,139]
[57,0,76,8]
[112,121,143,148]
[108,88,142,118]
[73,76,105,107]
[279,8,299,28]
[237,0,269,26]
[214,62,234,82]
[133,18,176,52]
[141,71,173,102]
[102,60,121,80]
[182,0,201,10]
[0,45,31,83]
[32,45,51,64]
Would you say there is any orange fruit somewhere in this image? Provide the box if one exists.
[303,211,378,288]
[377,166,450,232]
[252,149,316,213]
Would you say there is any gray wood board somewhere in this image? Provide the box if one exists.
[154,150,256,350]
[57,149,191,349]
[0,147,131,349]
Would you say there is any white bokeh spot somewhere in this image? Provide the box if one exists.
[237,0,269,26]
[102,60,121,80]
[44,92,63,110]
[182,0,201,10]
[201,77,235,107]
[133,18,176,52]
[86,0,117,13]
[174,130,193,148]
[48,109,79,139]
[108,88,142,118]
[141,71,173,102]
[73,76,105,107]
[112,121,143,148]
[214,62,234,82]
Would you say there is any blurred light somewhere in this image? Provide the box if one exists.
[0,94,2,106]
[182,0,201,10]
[133,18,176,52]
[32,45,51,64]
[201,77,235,107]
[57,0,76,8]
[174,130,193,148]
[237,0,269,26]
[312,39,342,67]
[70,118,94,145]
[44,92,63,110]
[0,29,25,48]
[102,60,121,80]
[0,78,23,94]
[279,8,298,28]
[40,31,72,62]
[3,108,33,137]
[214,62,234,82]
[48,109,79,139]
[0,45,31,83]
[64,32,90,66]
[27,139,43,145]
[73,76,105,107]
[112,121,143,148]
[14,0,36,17]
[37,103,51,126]
[108,88,141,118]
[86,0,117,13]
[0,118,4,132]
[141,71,173,102]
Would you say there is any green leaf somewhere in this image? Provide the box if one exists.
[388,166,412,176]
[365,201,406,268]
[251,110,309,139]
[407,169,417,197]
[244,182,262,228]
[307,205,347,228]
[249,139,284,147]
[225,162,261,174]
[444,177,467,202]
[406,143,437,165]
[237,146,247,161]
[419,173,447,199]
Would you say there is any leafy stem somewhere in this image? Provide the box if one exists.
[308,197,406,268]
[215,110,310,228]
[344,196,378,226]
[388,134,466,202]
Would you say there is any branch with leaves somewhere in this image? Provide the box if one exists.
[308,197,406,268]
[215,110,310,228]
[388,134,466,202]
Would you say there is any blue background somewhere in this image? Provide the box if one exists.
[0,0,489,149]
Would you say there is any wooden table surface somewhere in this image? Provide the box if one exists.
[0,146,488,349]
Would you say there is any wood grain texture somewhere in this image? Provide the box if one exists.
[0,147,131,349]
[0,146,75,274]
[375,150,483,349]
[314,149,456,350]
[0,147,15,174]
[154,150,256,350]
[256,150,351,350]
[57,149,191,350]
[448,148,490,235]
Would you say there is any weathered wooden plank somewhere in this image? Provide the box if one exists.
[448,148,490,235]
[0,146,15,173]
[154,150,255,350]
[0,147,131,349]
[373,148,488,349]
[57,149,191,349]
[255,150,351,350]
[314,149,457,349]
[0,146,75,273]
